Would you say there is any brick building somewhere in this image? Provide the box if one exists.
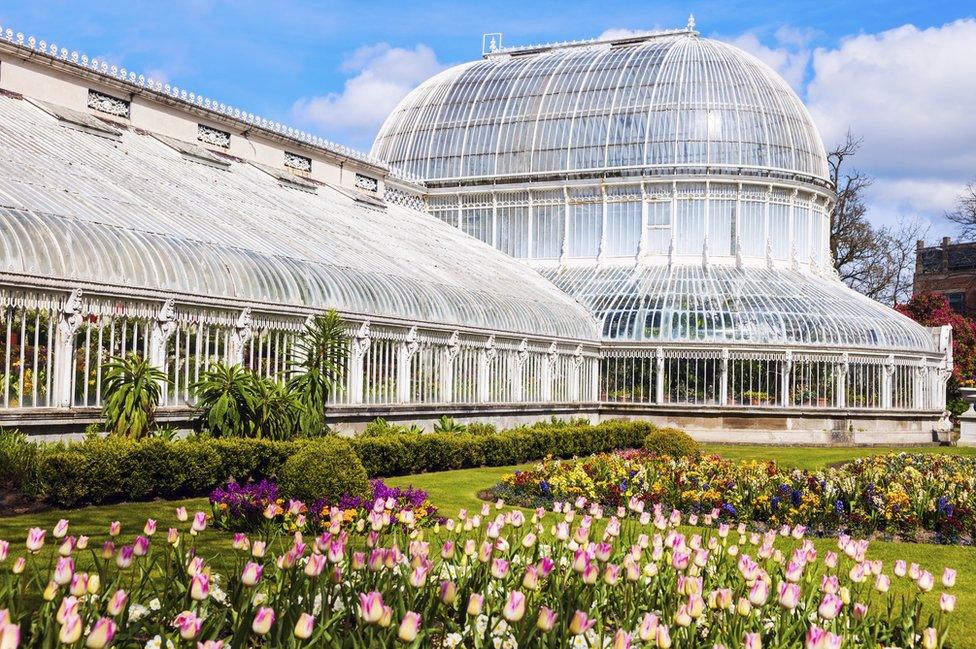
[914,237,976,316]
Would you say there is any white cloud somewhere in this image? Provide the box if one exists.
[290,43,445,152]
[725,25,815,91]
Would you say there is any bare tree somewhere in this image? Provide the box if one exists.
[827,131,926,306]
[945,181,976,239]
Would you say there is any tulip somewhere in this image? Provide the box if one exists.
[190,573,210,601]
[613,629,632,649]
[176,507,188,521]
[943,567,957,588]
[85,617,116,649]
[569,610,596,635]
[875,573,890,593]
[56,597,79,625]
[748,579,769,606]
[398,612,421,643]
[536,607,557,632]
[108,521,121,537]
[11,558,24,575]
[853,602,867,619]
[252,607,275,635]
[893,560,907,577]
[439,580,457,605]
[133,536,150,557]
[941,592,956,612]
[241,562,263,587]
[656,625,672,649]
[294,612,315,640]
[491,558,509,579]
[0,541,7,562]
[921,628,938,649]
[638,613,659,641]
[25,528,44,553]
[53,557,74,586]
[744,632,762,649]
[0,622,20,649]
[379,606,393,628]
[69,573,88,597]
[99,542,113,560]
[115,546,134,569]
[59,614,82,644]
[503,591,526,622]
[736,597,751,617]
[53,519,69,539]
[167,528,180,545]
[251,541,266,558]
[106,590,127,616]
[174,612,202,641]
[143,519,157,536]
[805,626,842,649]
[777,582,800,609]
[360,592,385,624]
[818,594,843,620]
[917,571,935,592]
[305,554,326,578]
[191,512,207,533]
[674,604,691,627]
[43,581,58,601]
[466,593,484,617]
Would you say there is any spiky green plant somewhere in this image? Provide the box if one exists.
[248,375,299,440]
[288,310,348,436]
[191,362,255,437]
[101,353,167,439]
[433,415,466,434]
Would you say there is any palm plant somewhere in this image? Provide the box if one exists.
[191,362,255,437]
[101,353,168,438]
[433,415,466,434]
[248,375,298,440]
[288,310,348,436]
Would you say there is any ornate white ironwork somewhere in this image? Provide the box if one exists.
[355,174,379,193]
[197,124,230,149]
[284,151,311,173]
[87,89,129,118]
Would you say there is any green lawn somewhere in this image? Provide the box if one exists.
[1,445,974,645]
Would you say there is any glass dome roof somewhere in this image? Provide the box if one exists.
[372,33,829,183]
[537,263,934,351]
[0,94,598,341]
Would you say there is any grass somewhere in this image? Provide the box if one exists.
[0,444,974,645]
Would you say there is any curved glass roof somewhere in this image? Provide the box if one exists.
[372,34,829,183]
[536,263,935,352]
[0,95,597,341]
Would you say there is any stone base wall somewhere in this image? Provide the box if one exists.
[6,403,942,446]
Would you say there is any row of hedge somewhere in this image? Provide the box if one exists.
[16,419,665,507]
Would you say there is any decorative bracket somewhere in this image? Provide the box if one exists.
[446,330,461,361]
[405,326,420,358]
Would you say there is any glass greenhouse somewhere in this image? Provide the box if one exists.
[0,22,952,440]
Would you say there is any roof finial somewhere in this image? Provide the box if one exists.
[687,13,696,31]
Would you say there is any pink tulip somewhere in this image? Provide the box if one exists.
[777,582,800,609]
[613,629,632,649]
[0,621,20,649]
[133,536,150,557]
[252,607,275,635]
[305,554,326,578]
[143,519,157,536]
[818,594,843,620]
[52,519,69,539]
[84,617,116,649]
[108,521,121,537]
[744,632,762,649]
[637,613,659,641]
[69,572,89,597]
[397,612,421,643]
[491,558,509,579]
[0,541,8,562]
[536,607,557,632]
[56,597,79,625]
[176,507,188,521]
[191,512,207,533]
[656,625,672,649]
[359,591,385,624]
[941,593,956,612]
[942,567,957,588]
[503,591,526,622]
[115,546,135,569]
[439,580,457,605]
[569,610,596,635]
[894,560,907,577]
[167,528,180,545]
[190,573,209,601]
[59,614,82,644]
[748,580,769,606]
[241,562,263,587]
[917,571,935,592]
[805,626,842,649]
[106,589,127,616]
[467,593,484,617]
[853,602,868,619]
[53,556,74,586]
[875,574,890,593]
[921,628,938,649]
[294,612,315,640]
[251,541,266,558]
[25,528,44,553]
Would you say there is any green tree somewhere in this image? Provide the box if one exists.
[288,311,348,436]
[101,353,167,439]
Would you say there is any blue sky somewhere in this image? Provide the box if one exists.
[2,1,975,239]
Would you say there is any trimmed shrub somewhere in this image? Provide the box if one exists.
[644,427,700,458]
[278,437,369,504]
[0,429,39,495]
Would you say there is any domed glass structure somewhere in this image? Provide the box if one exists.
[374,26,951,422]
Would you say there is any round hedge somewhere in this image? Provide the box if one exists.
[644,427,700,458]
[277,437,369,505]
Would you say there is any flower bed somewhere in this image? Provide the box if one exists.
[488,452,976,542]
[0,495,957,648]
[210,478,443,533]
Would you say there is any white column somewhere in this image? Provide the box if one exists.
[590,357,600,402]
[780,351,792,407]
[396,327,418,403]
[719,348,729,406]
[478,336,496,403]
[349,321,371,405]
[569,345,584,402]
[52,289,83,408]
[149,299,177,403]
[881,355,894,410]
[438,332,459,403]
[541,342,557,403]
[914,359,926,410]
[654,347,665,404]
[835,353,849,408]
[228,308,253,366]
